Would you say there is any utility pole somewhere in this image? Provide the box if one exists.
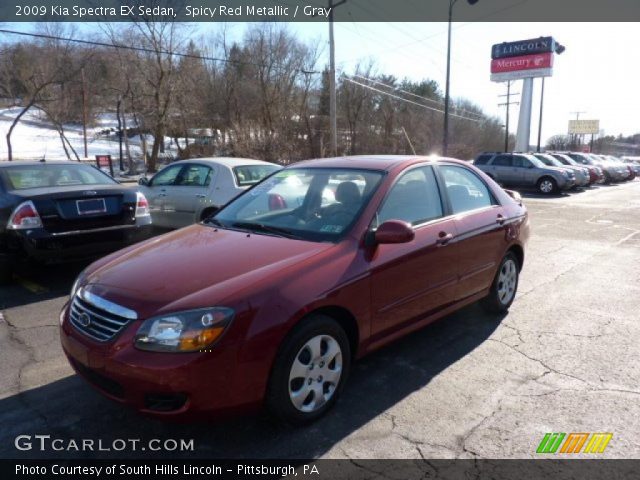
[442,0,479,156]
[328,0,346,157]
[536,77,545,152]
[498,81,519,152]
[81,67,88,159]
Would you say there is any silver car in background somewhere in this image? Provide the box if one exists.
[138,157,281,229]
[533,153,590,188]
[474,152,575,194]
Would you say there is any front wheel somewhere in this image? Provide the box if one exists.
[481,252,520,314]
[537,176,558,194]
[266,315,351,425]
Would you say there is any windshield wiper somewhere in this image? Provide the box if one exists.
[202,217,224,227]
[231,221,301,239]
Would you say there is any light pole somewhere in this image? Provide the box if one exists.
[442,0,478,157]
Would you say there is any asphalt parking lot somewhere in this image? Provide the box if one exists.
[2,181,640,460]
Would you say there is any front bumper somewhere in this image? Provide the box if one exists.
[6,222,152,264]
[59,303,251,419]
[558,178,575,190]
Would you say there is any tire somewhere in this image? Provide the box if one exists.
[0,258,12,286]
[537,176,557,195]
[481,252,520,314]
[266,314,351,425]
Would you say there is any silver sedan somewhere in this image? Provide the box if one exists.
[138,157,281,229]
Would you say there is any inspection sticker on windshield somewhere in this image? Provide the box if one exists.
[320,225,343,233]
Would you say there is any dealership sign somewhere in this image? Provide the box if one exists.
[490,37,559,83]
[492,37,555,60]
[568,119,600,135]
[491,52,553,74]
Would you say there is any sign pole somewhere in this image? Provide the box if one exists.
[515,77,534,152]
[536,77,545,152]
[505,81,510,152]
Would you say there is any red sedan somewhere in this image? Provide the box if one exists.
[59,156,529,424]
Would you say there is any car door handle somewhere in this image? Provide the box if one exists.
[436,232,454,246]
[158,193,167,197]
[496,214,505,225]
[195,194,207,198]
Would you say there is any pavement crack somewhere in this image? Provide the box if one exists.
[487,338,589,386]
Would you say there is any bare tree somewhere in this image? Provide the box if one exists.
[0,24,87,160]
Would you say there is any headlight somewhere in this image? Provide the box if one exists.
[70,271,86,298]
[134,307,235,352]
[561,170,569,178]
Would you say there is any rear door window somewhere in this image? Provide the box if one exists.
[175,164,213,187]
[492,155,512,167]
[440,165,494,214]
[474,154,493,165]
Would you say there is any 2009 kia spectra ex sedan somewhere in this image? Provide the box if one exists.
[60,156,529,424]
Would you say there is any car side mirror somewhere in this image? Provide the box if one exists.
[374,220,415,245]
[138,177,149,186]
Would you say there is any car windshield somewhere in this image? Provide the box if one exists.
[525,155,545,168]
[1,164,117,190]
[536,154,562,167]
[233,164,281,186]
[212,167,385,242]
[554,155,575,165]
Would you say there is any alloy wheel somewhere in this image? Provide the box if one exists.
[497,258,518,305]
[539,180,554,194]
[288,334,343,413]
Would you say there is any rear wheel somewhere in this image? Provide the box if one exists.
[537,176,557,194]
[481,252,520,314]
[266,315,351,425]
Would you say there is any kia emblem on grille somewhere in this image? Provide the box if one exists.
[78,312,91,327]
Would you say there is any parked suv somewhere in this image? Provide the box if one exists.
[561,152,626,183]
[532,153,590,188]
[549,153,605,184]
[474,152,575,194]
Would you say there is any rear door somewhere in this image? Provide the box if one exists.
[490,154,516,185]
[514,155,539,186]
[164,163,215,228]
[369,165,459,334]
[437,164,507,300]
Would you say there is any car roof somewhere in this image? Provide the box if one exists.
[291,155,465,170]
[173,157,278,168]
[0,161,87,168]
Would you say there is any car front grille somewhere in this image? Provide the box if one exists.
[69,294,132,342]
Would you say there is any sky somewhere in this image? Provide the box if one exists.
[205,21,640,146]
[6,20,640,146]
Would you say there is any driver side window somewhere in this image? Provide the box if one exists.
[151,164,183,186]
[377,166,443,227]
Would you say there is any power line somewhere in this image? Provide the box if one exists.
[343,77,484,123]
[0,28,319,74]
[352,74,485,119]
[339,0,530,66]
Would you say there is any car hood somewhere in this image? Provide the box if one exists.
[544,166,571,175]
[83,225,333,317]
